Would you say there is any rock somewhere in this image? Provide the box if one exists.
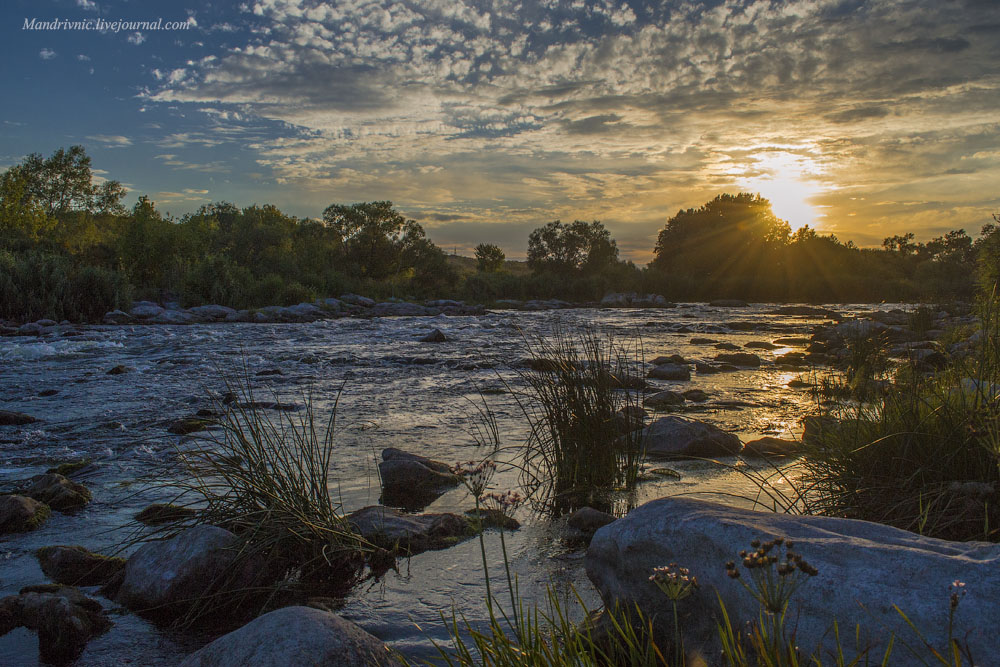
[714,352,761,367]
[130,302,165,318]
[647,364,691,381]
[106,364,131,375]
[22,474,91,512]
[256,368,283,376]
[0,410,39,425]
[567,507,616,534]
[635,416,742,458]
[744,341,779,350]
[419,328,449,343]
[317,297,342,311]
[116,525,243,618]
[135,503,198,526]
[835,319,887,338]
[36,546,126,586]
[38,389,59,397]
[347,506,473,555]
[286,302,326,320]
[465,508,520,531]
[0,495,50,533]
[189,305,239,321]
[150,310,196,325]
[0,584,111,664]
[17,322,44,336]
[644,390,686,409]
[682,389,709,402]
[378,448,460,509]
[46,459,93,477]
[612,406,647,433]
[339,293,376,308]
[694,362,722,374]
[587,496,1000,662]
[714,342,741,351]
[601,292,633,307]
[102,309,132,324]
[741,436,801,458]
[651,354,686,365]
[689,337,717,345]
[709,299,747,307]
[773,337,812,345]
[726,321,757,331]
[775,352,807,366]
[168,417,210,435]
[178,606,401,667]
[371,302,431,317]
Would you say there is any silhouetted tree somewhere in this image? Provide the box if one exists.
[475,243,505,272]
[527,220,618,275]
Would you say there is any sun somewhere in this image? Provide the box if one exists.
[739,153,822,231]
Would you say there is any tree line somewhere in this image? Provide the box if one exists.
[0,147,996,321]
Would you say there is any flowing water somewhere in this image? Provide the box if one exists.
[0,304,849,665]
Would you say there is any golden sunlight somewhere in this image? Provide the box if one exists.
[740,152,823,231]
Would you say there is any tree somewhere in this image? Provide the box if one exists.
[7,146,126,217]
[475,243,505,272]
[527,220,618,275]
[0,167,54,243]
[323,201,430,279]
[882,233,916,254]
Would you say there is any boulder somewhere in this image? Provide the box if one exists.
[689,337,718,345]
[694,362,722,374]
[188,305,238,321]
[714,352,761,367]
[651,354,686,365]
[0,585,111,664]
[601,292,633,307]
[741,436,801,458]
[16,322,44,336]
[587,497,1000,662]
[285,302,326,321]
[102,309,132,324]
[371,302,431,317]
[713,342,741,351]
[378,448,460,509]
[419,328,449,343]
[130,302,165,318]
[339,293,376,308]
[150,310,196,325]
[116,525,241,618]
[744,341,779,350]
[168,417,210,435]
[347,506,473,555]
[644,390,686,409]
[647,364,691,381]
[0,495,50,533]
[317,297,342,311]
[106,364,131,375]
[178,606,401,667]
[682,389,709,402]
[36,545,126,586]
[0,410,39,426]
[23,473,91,511]
[635,416,742,458]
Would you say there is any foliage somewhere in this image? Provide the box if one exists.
[475,243,506,272]
[527,220,619,276]
[509,330,647,515]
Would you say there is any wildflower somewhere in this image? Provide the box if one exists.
[650,563,700,601]
[726,535,817,614]
[452,459,497,499]
[483,490,523,519]
[950,580,967,610]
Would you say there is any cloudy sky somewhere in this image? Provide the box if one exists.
[3,0,999,260]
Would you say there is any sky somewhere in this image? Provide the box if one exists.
[2,0,999,261]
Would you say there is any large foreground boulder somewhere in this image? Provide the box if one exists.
[115,525,241,619]
[378,448,460,510]
[179,606,401,666]
[347,506,473,555]
[635,416,742,458]
[587,497,1000,664]
[0,585,111,664]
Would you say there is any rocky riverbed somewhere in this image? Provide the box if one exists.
[0,299,976,664]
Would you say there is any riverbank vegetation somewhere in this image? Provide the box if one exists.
[1,147,997,321]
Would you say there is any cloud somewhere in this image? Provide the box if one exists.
[39,49,56,60]
[127,32,147,46]
[139,0,1000,258]
[76,0,98,11]
[77,54,91,62]
[87,135,133,147]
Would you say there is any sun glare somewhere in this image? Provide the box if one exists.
[740,153,823,231]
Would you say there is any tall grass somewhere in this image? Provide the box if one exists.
[162,375,369,625]
[800,297,1000,541]
[508,329,647,514]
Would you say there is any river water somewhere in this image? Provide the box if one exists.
[0,303,848,665]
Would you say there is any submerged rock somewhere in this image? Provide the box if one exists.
[741,436,801,458]
[0,584,112,664]
[0,410,39,426]
[634,416,742,458]
[167,417,211,435]
[714,352,761,367]
[567,507,616,535]
[347,506,473,555]
[644,390,686,409]
[419,328,449,343]
[647,363,691,381]
[378,448,460,510]
[36,545,126,587]
[106,364,131,375]
[371,302,430,317]
[22,473,91,512]
[0,495,50,533]
[587,497,1000,662]
[135,503,198,526]
[178,606,402,667]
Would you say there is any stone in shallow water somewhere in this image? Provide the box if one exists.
[0,410,39,426]
[633,416,741,458]
[378,447,460,510]
[740,436,801,458]
[178,606,402,667]
[36,545,125,587]
[0,495,50,533]
[714,352,761,367]
[347,506,473,555]
[22,473,91,512]
[0,584,112,664]
[647,363,690,381]
[419,328,448,343]
[587,497,1000,662]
